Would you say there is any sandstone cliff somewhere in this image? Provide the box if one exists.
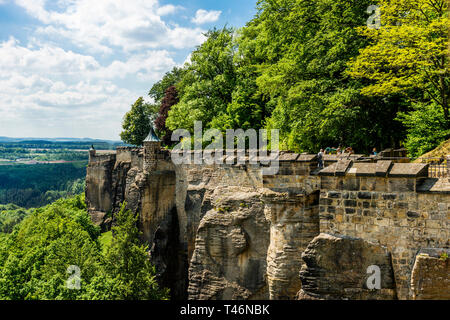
[85,147,450,300]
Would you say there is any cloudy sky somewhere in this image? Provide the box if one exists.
[0,0,256,140]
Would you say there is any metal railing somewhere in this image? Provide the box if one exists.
[418,157,448,178]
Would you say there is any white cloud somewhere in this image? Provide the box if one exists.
[156,4,182,16]
[0,0,219,139]
[14,0,206,53]
[94,50,176,81]
[0,37,176,139]
[191,9,221,25]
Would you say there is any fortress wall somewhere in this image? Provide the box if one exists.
[260,156,321,299]
[262,191,320,299]
[141,170,177,244]
[263,160,320,194]
[85,152,116,219]
[85,148,449,300]
[174,163,264,263]
[318,161,449,299]
[116,147,143,168]
[88,152,116,164]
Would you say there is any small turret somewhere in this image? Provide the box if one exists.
[89,144,96,159]
[143,126,161,172]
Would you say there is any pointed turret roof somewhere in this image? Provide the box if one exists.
[144,126,160,142]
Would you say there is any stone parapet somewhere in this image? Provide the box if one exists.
[88,151,116,164]
[319,160,428,178]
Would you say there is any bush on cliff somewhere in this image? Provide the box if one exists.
[84,204,169,300]
[0,196,168,300]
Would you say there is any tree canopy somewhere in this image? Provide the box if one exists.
[155,86,179,146]
[123,0,449,157]
[120,97,159,146]
[0,195,168,300]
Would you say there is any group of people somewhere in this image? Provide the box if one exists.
[323,146,355,156]
[317,147,378,169]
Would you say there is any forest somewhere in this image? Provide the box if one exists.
[0,139,126,208]
[0,140,120,162]
[0,195,168,300]
[121,0,449,159]
[0,162,87,208]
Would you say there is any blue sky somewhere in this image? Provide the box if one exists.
[0,0,257,139]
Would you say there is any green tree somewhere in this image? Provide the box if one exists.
[0,196,169,300]
[0,195,102,300]
[89,203,169,300]
[241,0,404,152]
[149,67,185,104]
[397,102,450,157]
[349,0,449,122]
[120,97,159,146]
[0,204,31,233]
[166,28,237,132]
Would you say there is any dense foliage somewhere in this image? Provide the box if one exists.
[349,0,449,156]
[121,0,448,156]
[0,196,168,300]
[0,204,32,233]
[0,163,87,208]
[155,86,179,146]
[120,97,160,146]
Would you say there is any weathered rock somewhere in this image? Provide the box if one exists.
[86,146,450,301]
[150,207,187,300]
[298,233,397,300]
[89,211,108,228]
[85,154,116,221]
[411,249,450,300]
[263,189,320,300]
[188,186,270,300]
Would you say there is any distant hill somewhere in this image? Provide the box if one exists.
[0,136,123,144]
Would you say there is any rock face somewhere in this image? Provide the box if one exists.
[85,153,116,229]
[149,206,187,300]
[298,233,397,300]
[188,186,270,300]
[411,249,450,300]
[263,190,320,299]
[85,147,450,300]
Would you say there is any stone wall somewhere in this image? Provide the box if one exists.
[410,248,450,300]
[85,148,449,300]
[85,152,116,226]
[318,160,449,299]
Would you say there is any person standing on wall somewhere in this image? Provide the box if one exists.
[371,148,378,156]
[318,149,324,169]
